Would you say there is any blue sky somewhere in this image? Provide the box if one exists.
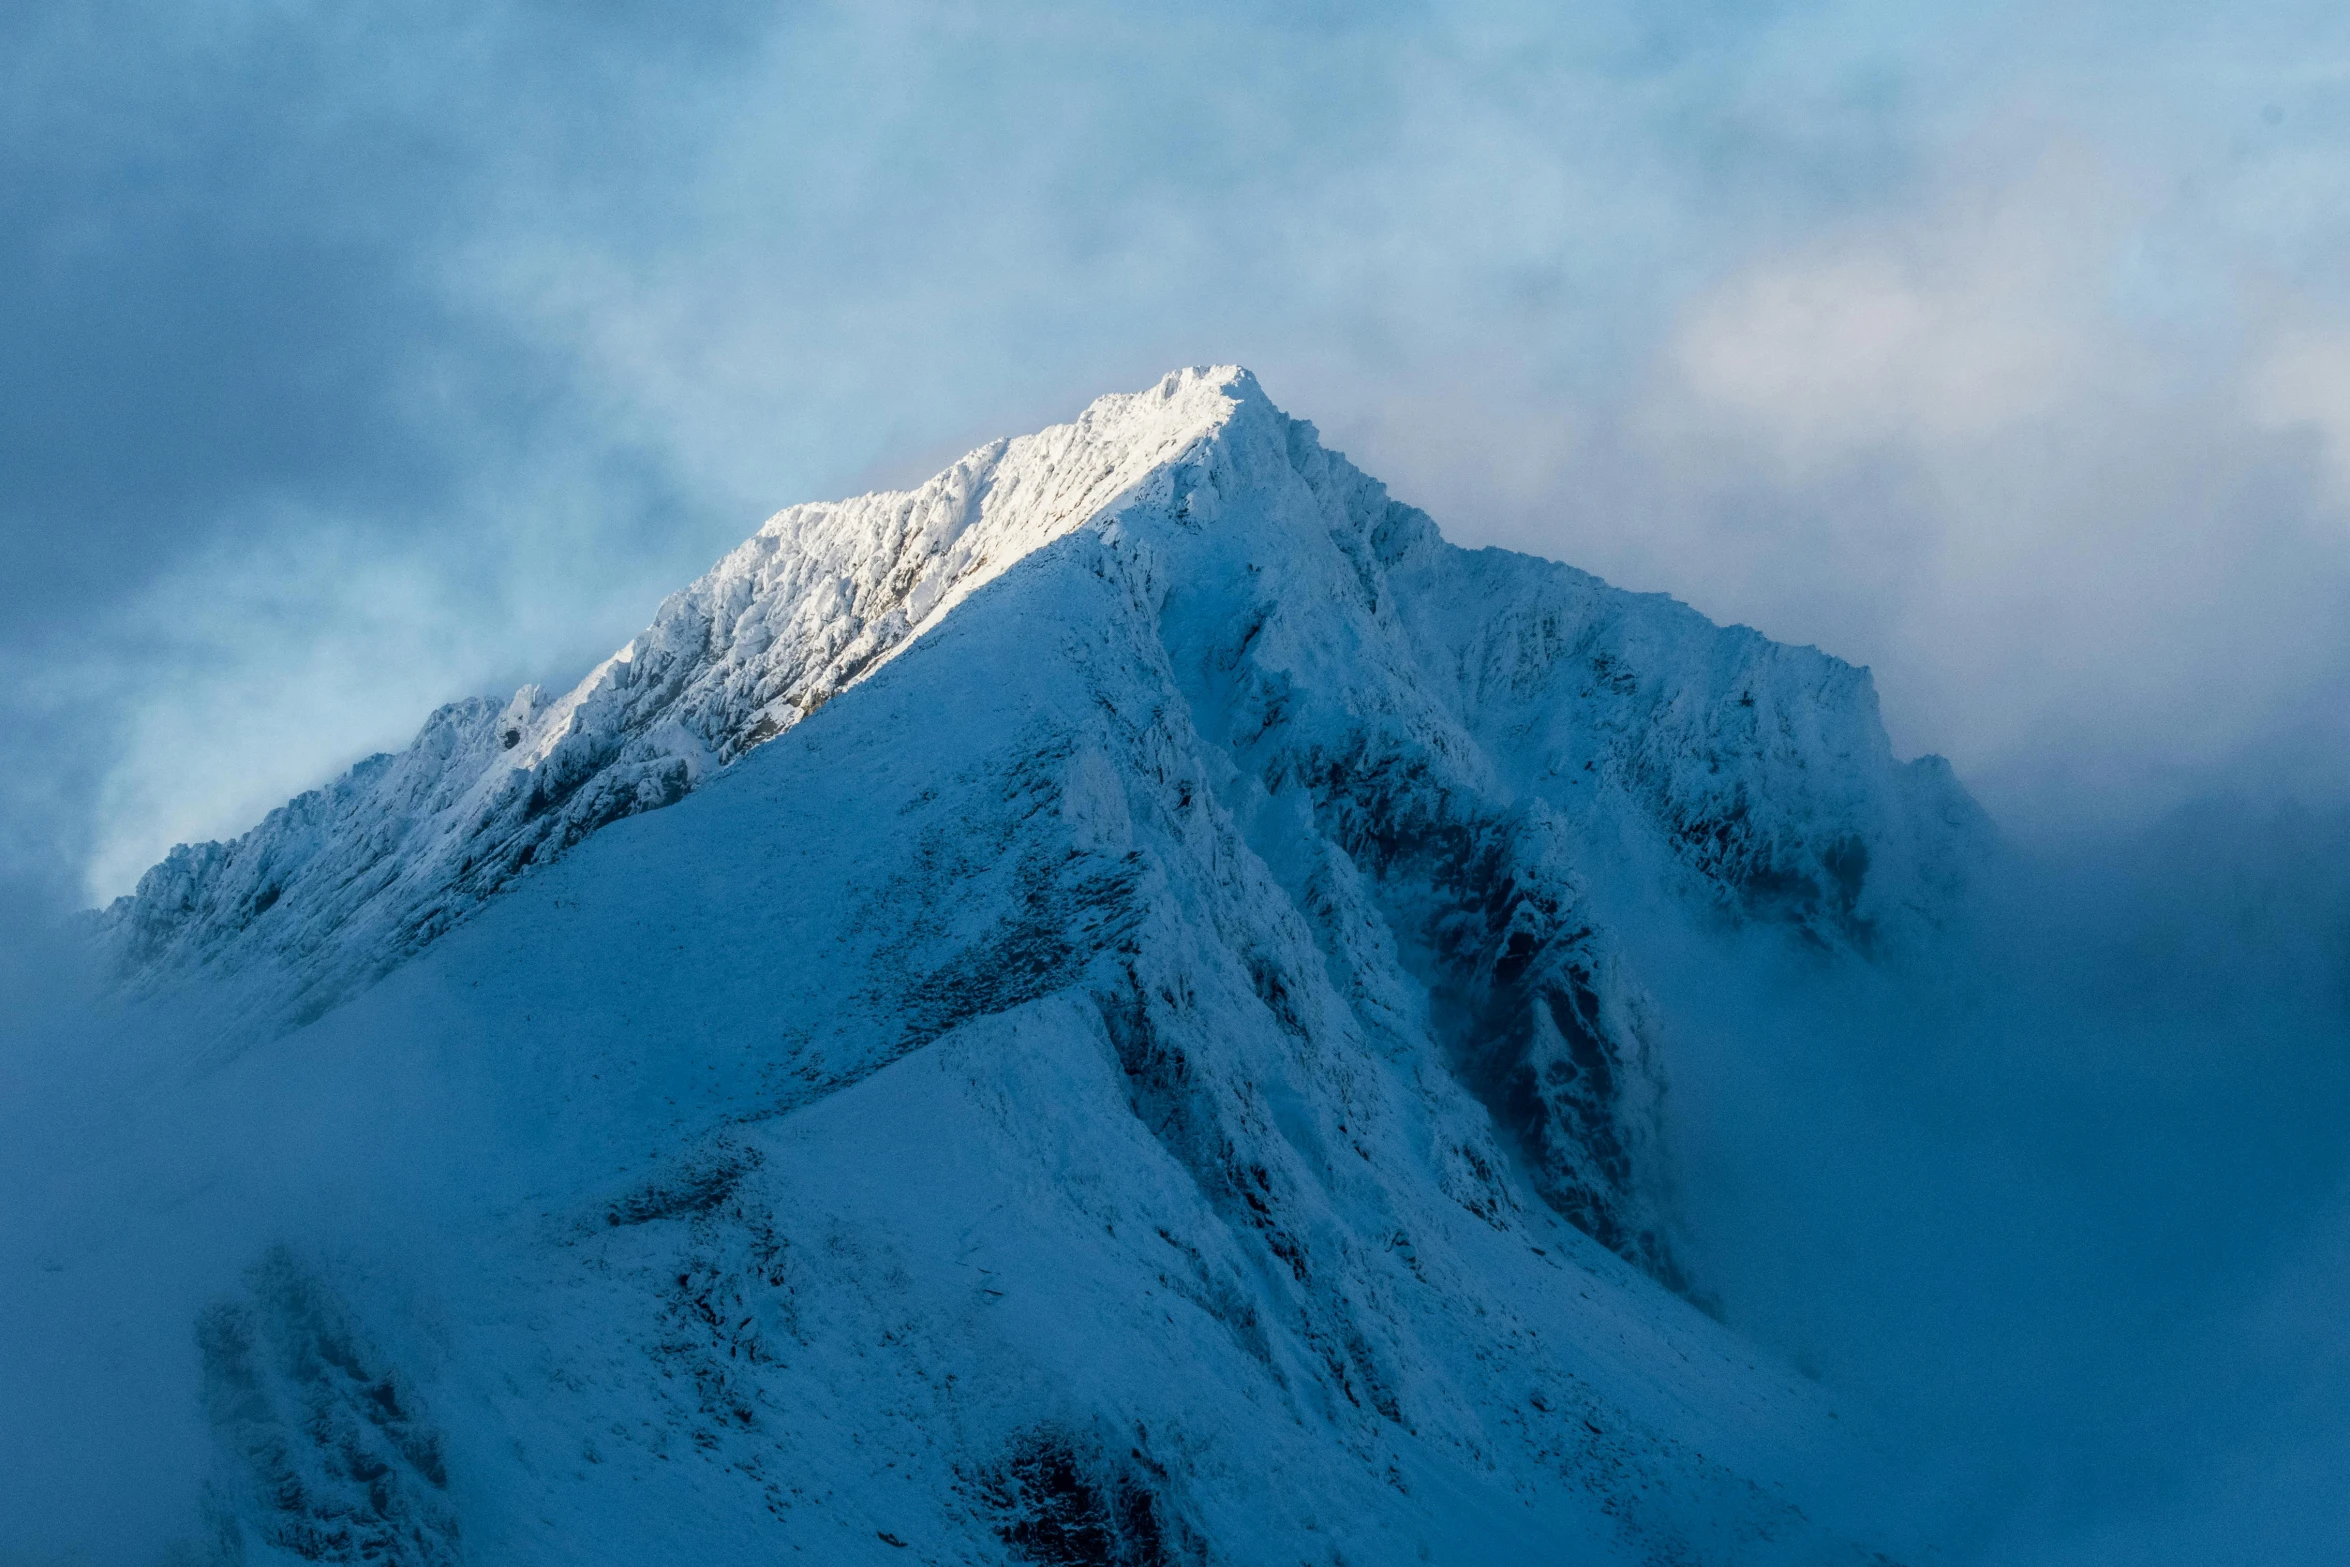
[7,0,2350,897]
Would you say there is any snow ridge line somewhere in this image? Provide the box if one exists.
[104,368,1272,1024]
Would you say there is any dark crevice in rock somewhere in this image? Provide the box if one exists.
[966,1425,1206,1567]
[1282,745,1675,1279]
[196,1247,459,1566]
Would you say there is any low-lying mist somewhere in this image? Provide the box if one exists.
[0,883,500,1567]
[1649,797,2350,1561]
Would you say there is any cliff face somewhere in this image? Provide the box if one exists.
[102,369,1978,1563]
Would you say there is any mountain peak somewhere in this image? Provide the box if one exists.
[105,369,1273,1011]
[103,368,1977,1562]
[108,367,1980,1045]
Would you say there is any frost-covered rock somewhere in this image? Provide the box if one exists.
[100,368,1982,1563]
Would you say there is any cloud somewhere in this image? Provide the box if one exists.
[8,0,2349,885]
[1640,800,2350,1558]
[1539,118,2350,837]
[1668,140,2118,457]
[2253,326,2350,497]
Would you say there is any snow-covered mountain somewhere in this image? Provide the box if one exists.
[99,368,1984,1564]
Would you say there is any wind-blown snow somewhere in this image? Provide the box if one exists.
[90,367,1984,1563]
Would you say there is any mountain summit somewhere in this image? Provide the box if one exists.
[108,368,1980,1563]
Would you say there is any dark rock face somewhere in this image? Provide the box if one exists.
[196,1248,459,1566]
[970,1426,1206,1567]
[1296,755,1671,1271]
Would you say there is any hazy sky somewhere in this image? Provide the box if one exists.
[8,0,2350,900]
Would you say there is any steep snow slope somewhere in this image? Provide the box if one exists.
[165,524,1907,1565]
[96,367,1982,1562]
